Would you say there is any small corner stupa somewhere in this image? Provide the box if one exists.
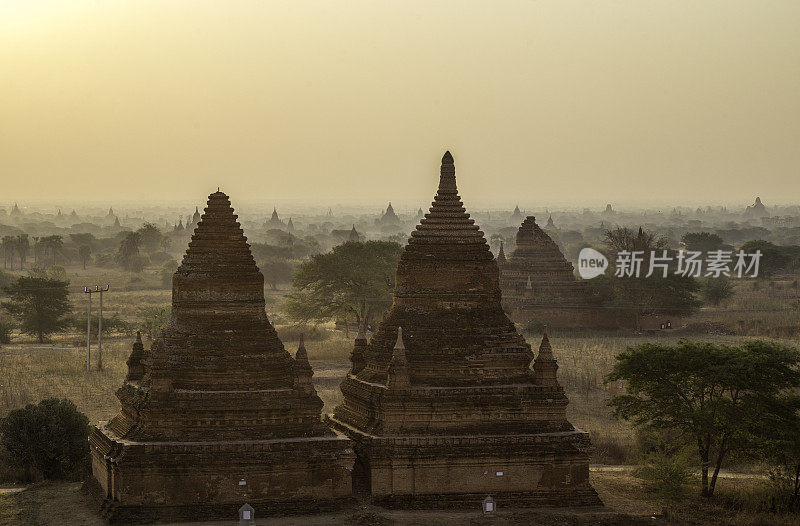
[90,191,353,522]
[329,152,600,508]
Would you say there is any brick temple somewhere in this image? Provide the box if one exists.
[499,216,633,329]
[329,152,601,508]
[90,191,353,522]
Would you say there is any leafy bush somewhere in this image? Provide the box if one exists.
[159,258,179,288]
[70,314,131,338]
[276,324,332,342]
[127,254,150,273]
[0,318,12,344]
[138,305,171,337]
[524,318,546,334]
[635,448,694,500]
[0,398,90,482]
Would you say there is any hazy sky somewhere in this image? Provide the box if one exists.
[1,1,799,208]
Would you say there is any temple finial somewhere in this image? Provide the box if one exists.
[395,326,405,350]
[441,151,454,165]
[387,326,410,390]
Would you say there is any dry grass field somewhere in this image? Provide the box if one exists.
[4,323,789,467]
[1,267,799,523]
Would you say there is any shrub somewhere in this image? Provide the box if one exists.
[276,324,332,342]
[0,398,90,482]
[524,318,546,334]
[635,449,694,500]
[0,319,12,344]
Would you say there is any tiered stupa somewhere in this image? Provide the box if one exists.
[348,225,360,242]
[744,196,769,218]
[329,152,599,507]
[499,216,631,329]
[91,191,353,522]
[377,202,400,226]
[267,207,285,228]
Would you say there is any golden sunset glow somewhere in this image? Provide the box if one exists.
[1,1,799,206]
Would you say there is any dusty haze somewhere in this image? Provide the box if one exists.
[1,1,799,207]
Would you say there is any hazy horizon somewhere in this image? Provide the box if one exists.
[2,1,799,205]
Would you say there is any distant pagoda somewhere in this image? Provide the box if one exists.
[510,204,523,223]
[267,206,285,228]
[348,224,360,242]
[329,152,599,507]
[190,206,201,226]
[499,217,631,329]
[378,202,400,226]
[744,196,769,218]
[90,191,353,522]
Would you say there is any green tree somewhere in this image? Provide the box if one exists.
[0,318,12,344]
[260,257,295,290]
[136,222,163,254]
[2,276,72,342]
[71,314,129,340]
[40,235,63,266]
[15,234,29,269]
[2,236,15,270]
[159,258,179,288]
[138,305,171,337]
[740,240,791,277]
[116,231,142,271]
[605,340,800,497]
[681,232,730,253]
[752,394,800,511]
[0,398,89,481]
[69,233,96,250]
[285,241,402,327]
[701,276,735,306]
[78,245,91,269]
[595,227,701,319]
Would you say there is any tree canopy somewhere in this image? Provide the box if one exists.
[606,340,800,497]
[681,232,730,253]
[588,227,701,319]
[285,240,402,327]
[0,398,90,481]
[739,240,793,277]
[2,276,72,342]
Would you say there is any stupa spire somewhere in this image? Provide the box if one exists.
[293,334,315,395]
[497,241,506,265]
[125,331,145,382]
[533,330,559,387]
[386,327,410,390]
[350,318,367,375]
[348,224,360,242]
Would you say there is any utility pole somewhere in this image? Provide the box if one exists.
[97,285,109,371]
[84,285,110,371]
[84,287,92,372]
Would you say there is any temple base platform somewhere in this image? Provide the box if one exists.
[89,424,355,523]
